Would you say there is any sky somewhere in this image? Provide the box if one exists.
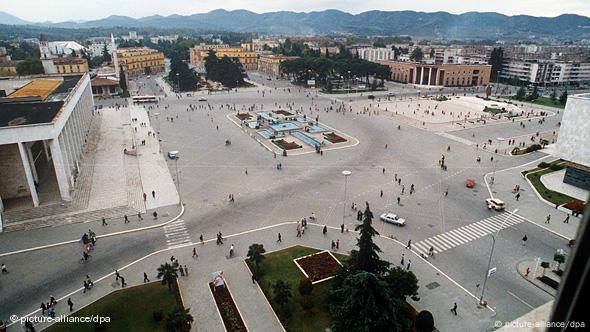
[3,0,590,22]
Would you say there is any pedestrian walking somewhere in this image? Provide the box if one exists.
[515,192,521,201]
[451,302,457,315]
[179,265,185,277]
[83,280,89,293]
[336,239,340,249]
[1,263,7,273]
[144,272,150,283]
[40,302,46,315]
[406,259,411,270]
[67,298,74,311]
[200,234,204,243]
[401,185,405,194]
[380,189,383,197]
[277,233,282,243]
[102,217,107,226]
[545,214,551,224]
[428,246,434,257]
[525,267,530,277]
[331,240,336,249]
[522,235,528,246]
[137,212,143,221]
[323,225,327,235]
[563,215,570,223]
[397,196,401,205]
[192,248,198,258]
[50,295,57,306]
[120,276,126,288]
[382,167,385,174]
[124,215,129,223]
[115,270,120,281]
[143,192,147,201]
[86,275,94,287]
[184,265,189,276]
[406,239,412,250]
[153,211,158,219]
[401,254,405,266]
[152,190,156,198]
[341,224,345,233]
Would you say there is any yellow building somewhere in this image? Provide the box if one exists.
[257,54,299,78]
[380,60,492,87]
[116,47,165,76]
[0,59,18,76]
[52,57,89,74]
[190,46,259,70]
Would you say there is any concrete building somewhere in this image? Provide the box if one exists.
[189,44,230,65]
[87,42,115,58]
[0,59,18,77]
[500,60,590,85]
[356,48,396,63]
[257,54,298,78]
[91,77,120,97]
[116,47,165,76]
[42,57,89,75]
[189,45,258,70]
[149,35,179,44]
[554,94,590,191]
[40,41,86,59]
[0,74,94,211]
[380,61,492,87]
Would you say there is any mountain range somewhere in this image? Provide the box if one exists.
[1,9,589,40]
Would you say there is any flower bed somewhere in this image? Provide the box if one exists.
[273,109,293,116]
[294,251,343,283]
[323,132,347,143]
[272,139,301,150]
[236,113,252,121]
[209,283,247,332]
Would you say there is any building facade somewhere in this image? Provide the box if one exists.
[189,45,258,70]
[189,44,230,65]
[91,77,121,97]
[0,59,18,77]
[356,48,396,63]
[116,47,165,76]
[257,55,298,78]
[50,57,89,74]
[500,60,590,85]
[380,61,492,87]
[0,74,94,214]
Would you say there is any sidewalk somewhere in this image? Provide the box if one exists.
[6,222,496,332]
[516,260,558,296]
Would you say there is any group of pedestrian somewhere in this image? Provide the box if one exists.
[40,295,61,317]
[83,275,94,293]
[216,232,224,245]
[296,218,307,237]
[228,193,235,202]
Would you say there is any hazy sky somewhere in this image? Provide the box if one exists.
[4,0,590,22]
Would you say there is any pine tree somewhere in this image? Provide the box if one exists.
[515,86,526,101]
[350,202,389,274]
[102,43,112,63]
[119,67,128,92]
[559,90,568,105]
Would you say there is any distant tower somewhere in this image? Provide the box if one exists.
[111,33,119,79]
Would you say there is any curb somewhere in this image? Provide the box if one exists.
[515,260,556,297]
[0,203,185,258]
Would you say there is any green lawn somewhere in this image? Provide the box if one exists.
[44,282,179,332]
[247,245,348,332]
[523,161,580,206]
[504,96,565,109]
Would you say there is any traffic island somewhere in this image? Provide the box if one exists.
[516,260,558,296]
[209,272,248,332]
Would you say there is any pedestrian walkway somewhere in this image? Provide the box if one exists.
[413,212,527,256]
[163,220,192,248]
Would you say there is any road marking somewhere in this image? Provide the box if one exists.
[413,212,527,256]
[162,219,192,248]
[507,291,535,310]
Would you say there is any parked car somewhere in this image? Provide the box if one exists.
[486,198,505,211]
[368,95,376,99]
[379,212,406,226]
[167,150,179,159]
[198,97,207,101]
[387,92,395,97]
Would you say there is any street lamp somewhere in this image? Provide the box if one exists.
[176,72,180,93]
[341,170,352,230]
[479,208,519,306]
[490,137,504,188]
[495,70,501,96]
[174,155,182,205]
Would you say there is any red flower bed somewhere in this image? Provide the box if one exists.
[236,113,252,120]
[295,251,342,282]
[323,132,347,143]
[272,139,301,150]
[209,283,247,332]
[273,109,293,116]
[563,199,586,214]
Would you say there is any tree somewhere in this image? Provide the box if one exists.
[102,43,112,62]
[16,58,44,75]
[515,86,526,101]
[247,243,266,271]
[384,266,419,300]
[165,306,194,332]
[169,56,199,91]
[553,251,566,271]
[527,86,539,101]
[157,262,178,291]
[89,56,104,68]
[415,310,435,332]
[272,280,292,308]
[331,271,406,332]
[298,278,313,296]
[489,48,504,81]
[410,47,423,61]
[429,48,435,59]
[559,90,568,105]
[119,67,128,92]
[550,89,557,102]
[349,203,390,275]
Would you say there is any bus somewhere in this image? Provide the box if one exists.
[132,95,158,103]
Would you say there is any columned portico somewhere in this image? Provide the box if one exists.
[49,138,72,201]
[428,67,433,86]
[18,142,40,207]
[419,67,424,85]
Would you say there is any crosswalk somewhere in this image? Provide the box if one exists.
[412,213,527,256]
[163,220,193,249]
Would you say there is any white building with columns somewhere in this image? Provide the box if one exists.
[0,74,94,219]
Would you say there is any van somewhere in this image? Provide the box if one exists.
[167,151,179,159]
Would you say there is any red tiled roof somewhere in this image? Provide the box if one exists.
[53,57,87,65]
[91,77,119,86]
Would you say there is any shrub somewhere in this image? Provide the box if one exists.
[549,164,564,171]
[153,311,164,322]
[415,310,435,332]
[538,276,559,290]
[538,162,550,168]
[525,144,542,153]
[298,278,313,296]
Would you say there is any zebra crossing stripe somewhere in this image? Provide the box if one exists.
[439,233,462,246]
[470,222,494,234]
[431,236,453,250]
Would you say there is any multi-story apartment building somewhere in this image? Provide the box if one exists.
[500,60,590,85]
[116,47,165,76]
[355,48,396,63]
[380,60,491,87]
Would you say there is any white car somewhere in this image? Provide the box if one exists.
[167,150,179,159]
[486,198,505,211]
[379,212,406,226]
[198,97,207,102]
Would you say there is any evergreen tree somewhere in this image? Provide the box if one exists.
[349,202,389,274]
[410,47,423,61]
[550,89,557,101]
[247,243,266,271]
[527,86,539,101]
[489,48,504,81]
[102,43,112,62]
[559,90,568,105]
[515,86,526,101]
[119,67,128,92]
[16,58,44,75]
[157,263,178,291]
[272,280,292,308]
[165,306,194,332]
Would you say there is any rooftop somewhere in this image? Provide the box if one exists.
[52,57,87,65]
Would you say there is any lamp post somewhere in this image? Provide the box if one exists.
[341,170,352,230]
[176,72,180,93]
[495,70,501,96]
[174,155,182,204]
[490,137,504,189]
[479,208,519,306]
